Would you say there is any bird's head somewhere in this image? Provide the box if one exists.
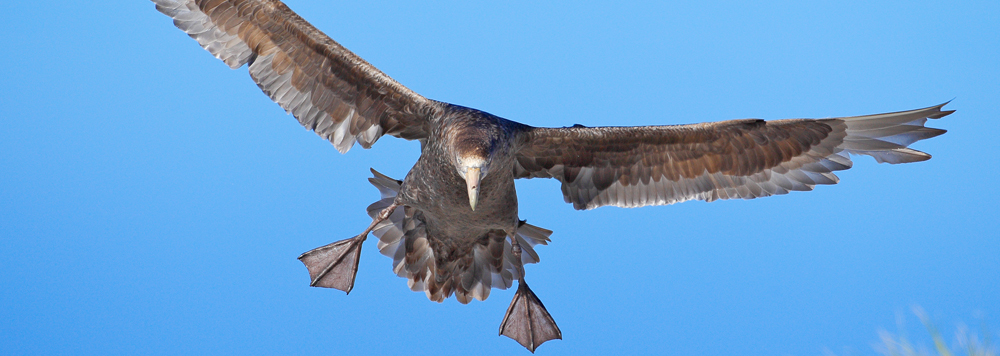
[454,145,492,211]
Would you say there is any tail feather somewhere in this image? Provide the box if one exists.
[365,169,551,304]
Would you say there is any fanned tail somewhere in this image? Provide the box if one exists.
[366,169,552,304]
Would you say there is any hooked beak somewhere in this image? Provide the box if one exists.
[466,167,481,211]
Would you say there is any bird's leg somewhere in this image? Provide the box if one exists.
[499,233,562,352]
[297,202,399,294]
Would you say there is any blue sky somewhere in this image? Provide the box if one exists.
[2,1,998,355]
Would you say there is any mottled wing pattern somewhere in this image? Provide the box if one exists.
[366,169,551,304]
[514,103,951,210]
[152,0,438,152]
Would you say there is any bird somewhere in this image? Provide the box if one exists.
[150,0,951,352]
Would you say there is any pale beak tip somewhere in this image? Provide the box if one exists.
[469,184,478,211]
[466,167,481,211]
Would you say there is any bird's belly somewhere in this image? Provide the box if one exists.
[422,191,517,233]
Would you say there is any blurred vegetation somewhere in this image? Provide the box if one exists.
[874,307,995,356]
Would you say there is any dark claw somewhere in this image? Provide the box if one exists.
[499,281,562,352]
[298,237,364,293]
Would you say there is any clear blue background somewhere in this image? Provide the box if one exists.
[2,1,997,355]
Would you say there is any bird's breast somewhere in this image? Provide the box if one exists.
[399,167,518,236]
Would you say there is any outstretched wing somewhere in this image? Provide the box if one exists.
[514,103,951,210]
[152,0,440,152]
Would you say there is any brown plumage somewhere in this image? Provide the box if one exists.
[151,0,951,352]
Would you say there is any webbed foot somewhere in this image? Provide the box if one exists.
[298,236,364,293]
[499,281,562,352]
[298,202,399,294]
